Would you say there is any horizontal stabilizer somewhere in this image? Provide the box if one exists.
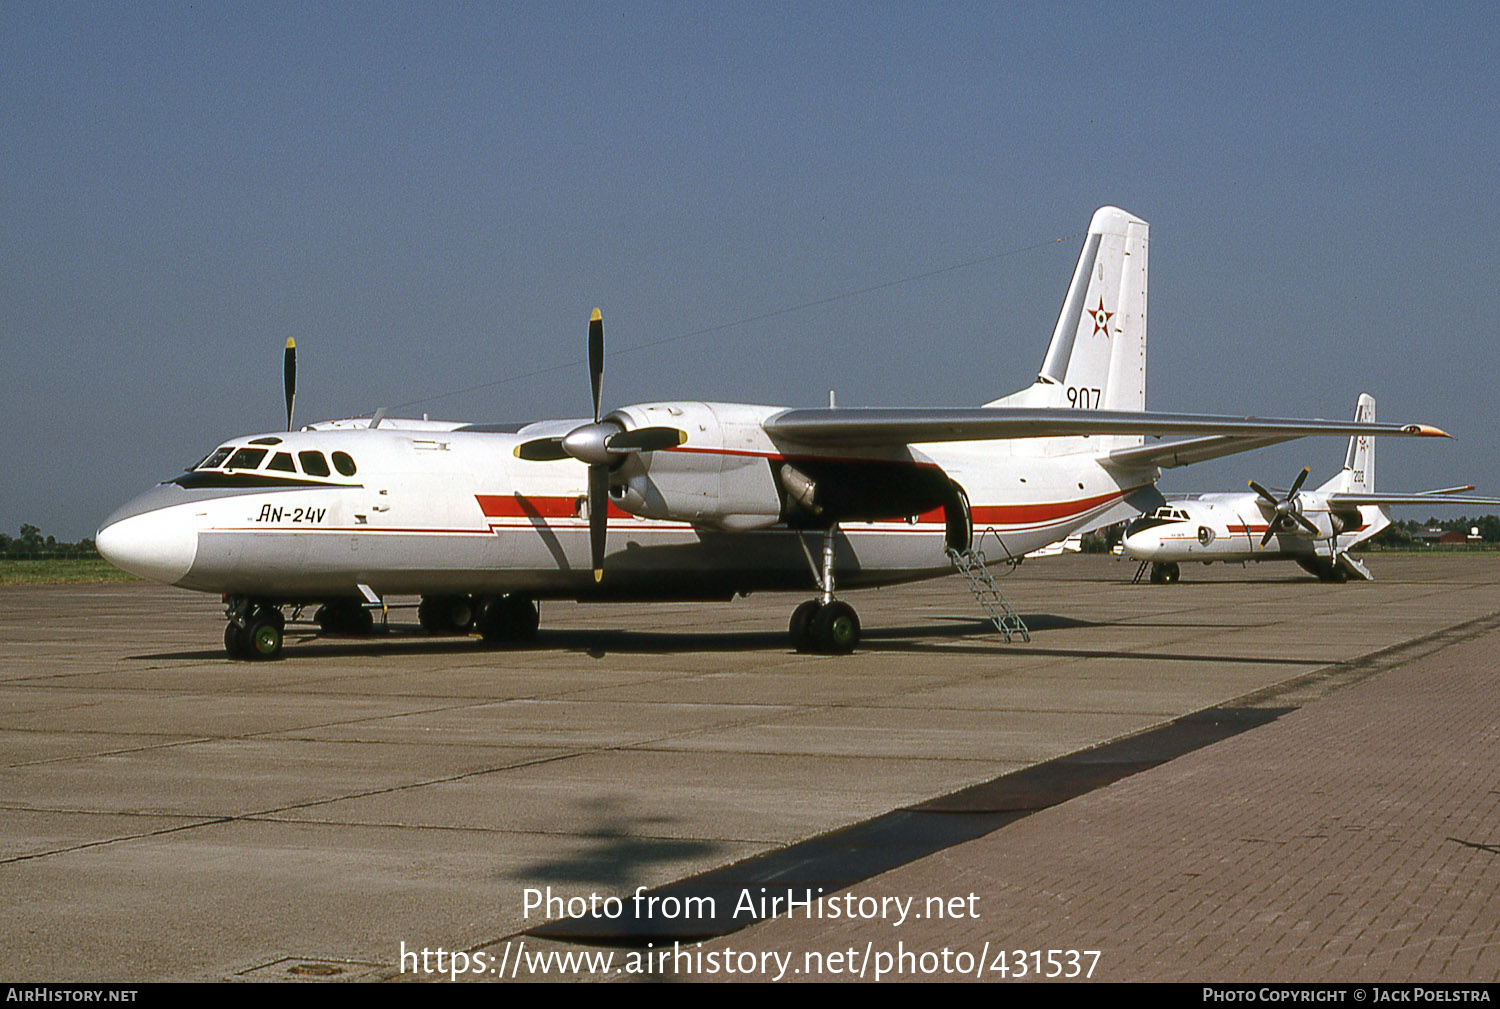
[1327,492,1500,507]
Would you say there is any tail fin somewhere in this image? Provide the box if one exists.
[989,207,1148,446]
[1322,393,1375,493]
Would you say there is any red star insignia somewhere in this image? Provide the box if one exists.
[1090,297,1114,338]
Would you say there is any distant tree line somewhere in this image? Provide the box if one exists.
[1,525,101,560]
[1365,515,1500,548]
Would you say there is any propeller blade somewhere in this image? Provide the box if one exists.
[513,438,570,462]
[1260,518,1282,547]
[588,308,604,424]
[1287,467,1311,496]
[588,462,610,582]
[606,426,687,453]
[1248,480,1278,506]
[1292,511,1321,535]
[283,337,297,431]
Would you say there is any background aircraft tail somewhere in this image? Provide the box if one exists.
[1319,393,1375,493]
[988,206,1148,452]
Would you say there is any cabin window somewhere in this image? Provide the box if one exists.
[331,451,357,476]
[299,451,331,477]
[196,447,234,470]
[267,452,296,473]
[225,448,268,470]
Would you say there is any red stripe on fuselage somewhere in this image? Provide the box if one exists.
[475,494,632,520]
[970,487,1129,526]
[476,486,1135,529]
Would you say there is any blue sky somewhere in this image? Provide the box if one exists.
[3,3,1497,539]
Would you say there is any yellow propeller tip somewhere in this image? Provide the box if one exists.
[285,337,295,349]
[593,569,604,583]
[590,308,602,322]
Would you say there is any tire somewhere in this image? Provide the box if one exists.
[810,600,860,655]
[789,600,820,652]
[316,600,374,635]
[245,614,284,660]
[224,621,250,659]
[477,594,539,643]
[1161,562,1180,584]
[419,595,477,634]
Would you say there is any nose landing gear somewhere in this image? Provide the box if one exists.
[223,598,285,660]
[1148,561,1181,584]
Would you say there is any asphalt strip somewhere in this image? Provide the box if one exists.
[528,610,1500,947]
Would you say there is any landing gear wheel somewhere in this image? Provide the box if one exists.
[315,600,375,635]
[789,599,821,652]
[419,595,476,634]
[245,611,285,660]
[1150,561,1180,584]
[224,621,250,659]
[810,601,860,655]
[224,604,285,660]
[476,594,540,644]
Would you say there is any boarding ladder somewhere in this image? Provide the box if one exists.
[946,546,1030,643]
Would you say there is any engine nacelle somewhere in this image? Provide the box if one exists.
[1330,507,1362,535]
[606,402,784,531]
[602,400,969,541]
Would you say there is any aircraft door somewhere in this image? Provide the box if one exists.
[944,480,972,553]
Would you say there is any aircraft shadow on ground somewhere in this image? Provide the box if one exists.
[119,611,1325,665]
[503,798,732,886]
[125,614,1107,661]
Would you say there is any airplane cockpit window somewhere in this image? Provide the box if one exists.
[196,447,234,470]
[267,452,297,473]
[1152,506,1190,522]
[225,448,269,470]
[249,437,283,446]
[331,451,357,476]
[299,451,331,477]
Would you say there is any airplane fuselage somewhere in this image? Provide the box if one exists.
[1120,492,1383,565]
[98,402,1157,602]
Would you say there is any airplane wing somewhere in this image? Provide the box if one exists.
[763,407,1449,448]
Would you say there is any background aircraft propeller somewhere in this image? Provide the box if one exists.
[513,309,686,580]
[283,337,297,431]
[1249,466,1320,545]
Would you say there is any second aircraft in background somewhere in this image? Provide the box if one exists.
[1120,394,1500,583]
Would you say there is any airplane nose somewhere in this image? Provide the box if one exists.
[96,505,199,585]
[1120,528,1160,560]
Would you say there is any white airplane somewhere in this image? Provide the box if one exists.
[1120,393,1500,583]
[96,207,1455,660]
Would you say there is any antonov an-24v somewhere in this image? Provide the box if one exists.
[96,207,1454,659]
[1121,393,1500,584]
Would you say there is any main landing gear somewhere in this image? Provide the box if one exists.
[417,593,539,642]
[789,526,862,655]
[474,593,539,644]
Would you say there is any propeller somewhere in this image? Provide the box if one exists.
[513,309,686,581]
[1249,466,1320,546]
[283,337,297,431]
